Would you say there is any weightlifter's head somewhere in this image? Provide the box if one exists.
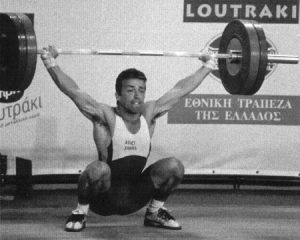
[115,68,147,113]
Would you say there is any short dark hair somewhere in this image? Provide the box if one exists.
[115,68,147,95]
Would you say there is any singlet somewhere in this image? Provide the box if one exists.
[107,114,151,180]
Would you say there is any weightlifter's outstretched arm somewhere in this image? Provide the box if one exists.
[144,54,216,120]
[40,46,108,122]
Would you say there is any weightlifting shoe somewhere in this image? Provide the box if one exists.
[144,207,182,230]
[65,209,86,232]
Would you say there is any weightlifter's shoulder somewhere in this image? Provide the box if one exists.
[92,102,116,125]
[141,101,157,123]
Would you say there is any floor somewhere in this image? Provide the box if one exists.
[1,188,300,240]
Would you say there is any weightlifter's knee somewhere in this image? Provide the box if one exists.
[166,157,185,179]
[150,157,185,189]
[80,160,111,191]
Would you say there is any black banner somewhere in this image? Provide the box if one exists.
[168,94,300,125]
[183,0,299,23]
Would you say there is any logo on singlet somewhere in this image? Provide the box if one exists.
[124,140,137,151]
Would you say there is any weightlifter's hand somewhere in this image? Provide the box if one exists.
[40,45,59,69]
[199,52,217,70]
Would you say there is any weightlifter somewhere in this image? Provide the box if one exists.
[40,46,216,231]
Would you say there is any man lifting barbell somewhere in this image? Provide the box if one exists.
[40,46,216,231]
[1,13,299,232]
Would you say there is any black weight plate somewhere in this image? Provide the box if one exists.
[218,19,260,95]
[0,13,27,91]
[18,13,37,91]
[0,13,37,91]
[246,21,268,95]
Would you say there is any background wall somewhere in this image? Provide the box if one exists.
[1,0,300,177]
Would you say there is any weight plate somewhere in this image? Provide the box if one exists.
[218,19,260,95]
[246,21,268,95]
[0,13,25,90]
[18,13,37,91]
[0,13,36,91]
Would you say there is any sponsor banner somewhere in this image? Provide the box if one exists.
[183,0,299,23]
[0,95,42,128]
[0,90,24,103]
[168,94,300,125]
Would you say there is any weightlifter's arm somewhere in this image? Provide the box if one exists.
[145,54,216,120]
[41,46,108,123]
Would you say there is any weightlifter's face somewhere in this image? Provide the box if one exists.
[116,78,146,113]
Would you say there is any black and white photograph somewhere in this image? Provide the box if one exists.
[1,0,300,239]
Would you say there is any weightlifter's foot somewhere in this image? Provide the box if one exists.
[65,209,87,232]
[144,207,182,230]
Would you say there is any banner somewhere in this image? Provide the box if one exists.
[168,94,300,125]
[183,0,299,23]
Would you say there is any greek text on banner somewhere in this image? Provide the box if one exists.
[167,94,300,125]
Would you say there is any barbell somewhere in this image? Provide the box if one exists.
[0,13,299,95]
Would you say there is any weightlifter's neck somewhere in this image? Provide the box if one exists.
[115,105,141,123]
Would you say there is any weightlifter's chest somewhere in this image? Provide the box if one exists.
[92,117,154,161]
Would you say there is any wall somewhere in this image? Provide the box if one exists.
[1,0,300,176]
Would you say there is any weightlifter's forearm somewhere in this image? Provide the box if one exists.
[41,46,80,98]
[47,66,80,97]
[174,66,212,95]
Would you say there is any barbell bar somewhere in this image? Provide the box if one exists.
[38,48,238,60]
[0,13,299,95]
[37,48,299,64]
